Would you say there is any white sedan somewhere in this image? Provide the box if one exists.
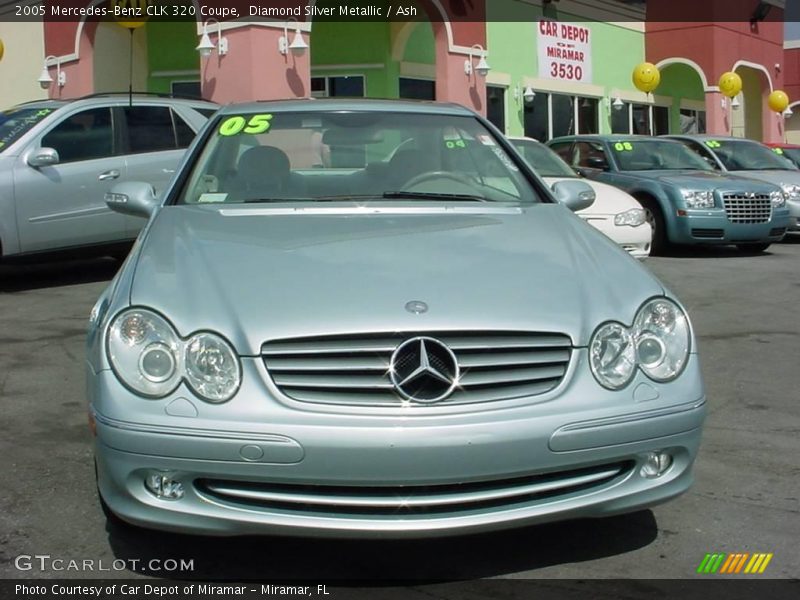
[509,137,652,259]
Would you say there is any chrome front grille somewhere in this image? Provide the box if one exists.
[196,461,631,516]
[722,193,772,224]
[262,331,572,406]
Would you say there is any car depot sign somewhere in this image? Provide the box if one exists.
[538,20,593,84]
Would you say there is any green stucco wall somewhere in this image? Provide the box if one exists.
[659,63,706,134]
[146,21,199,94]
[487,0,647,136]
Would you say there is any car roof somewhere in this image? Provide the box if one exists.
[666,134,762,143]
[764,142,800,148]
[11,94,217,111]
[549,134,681,143]
[216,98,476,116]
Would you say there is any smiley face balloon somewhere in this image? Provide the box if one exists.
[768,90,790,113]
[718,72,743,98]
[632,62,661,93]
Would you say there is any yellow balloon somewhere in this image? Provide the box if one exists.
[768,90,790,113]
[718,71,743,98]
[0,38,4,62]
[632,62,661,93]
[113,0,150,30]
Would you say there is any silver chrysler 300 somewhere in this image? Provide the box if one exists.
[87,99,706,537]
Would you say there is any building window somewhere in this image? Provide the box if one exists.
[679,108,706,134]
[399,78,435,100]
[486,85,506,132]
[170,81,201,99]
[310,75,365,98]
[523,92,600,141]
[612,102,671,135]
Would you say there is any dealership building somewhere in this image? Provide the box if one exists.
[1,0,798,142]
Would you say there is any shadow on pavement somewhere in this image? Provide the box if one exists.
[0,257,119,293]
[106,509,658,581]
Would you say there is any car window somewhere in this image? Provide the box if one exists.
[511,140,577,178]
[123,106,177,154]
[707,140,798,171]
[573,141,608,170]
[672,139,720,170]
[41,107,113,163]
[611,140,713,171]
[779,147,800,168]
[176,111,540,205]
[173,110,196,148]
[195,108,218,119]
[0,106,59,153]
[548,142,573,163]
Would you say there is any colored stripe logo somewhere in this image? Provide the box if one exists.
[697,552,773,574]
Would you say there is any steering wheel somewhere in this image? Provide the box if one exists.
[401,170,477,191]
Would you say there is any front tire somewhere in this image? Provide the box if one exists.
[639,199,668,256]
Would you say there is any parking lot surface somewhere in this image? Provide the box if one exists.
[1,240,798,582]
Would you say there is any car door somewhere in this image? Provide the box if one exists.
[12,106,128,253]
[118,105,198,237]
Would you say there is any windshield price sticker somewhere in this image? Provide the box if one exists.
[445,139,467,149]
[705,140,722,148]
[219,114,273,136]
[614,142,634,151]
[773,147,785,155]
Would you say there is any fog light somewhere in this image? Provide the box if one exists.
[145,473,184,500]
[640,451,673,478]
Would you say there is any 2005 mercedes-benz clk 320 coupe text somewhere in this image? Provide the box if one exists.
[87,100,706,537]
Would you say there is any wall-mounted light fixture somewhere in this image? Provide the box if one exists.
[37,55,65,90]
[731,95,741,110]
[464,44,490,78]
[783,106,793,118]
[196,19,228,58]
[612,96,624,111]
[279,17,308,56]
[514,85,536,105]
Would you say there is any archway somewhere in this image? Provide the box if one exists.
[732,63,772,140]
[657,61,707,134]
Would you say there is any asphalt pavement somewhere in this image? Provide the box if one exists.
[0,239,798,585]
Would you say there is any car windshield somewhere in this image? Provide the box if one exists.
[0,106,58,153]
[612,139,714,171]
[777,147,800,168]
[175,111,539,205]
[709,140,799,170]
[510,139,576,178]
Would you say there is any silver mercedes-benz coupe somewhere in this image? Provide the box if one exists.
[87,99,705,537]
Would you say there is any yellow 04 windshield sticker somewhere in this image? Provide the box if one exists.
[614,142,634,151]
[219,114,273,136]
[705,140,722,148]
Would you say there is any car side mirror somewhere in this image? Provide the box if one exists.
[105,182,159,219]
[27,147,60,168]
[551,180,596,212]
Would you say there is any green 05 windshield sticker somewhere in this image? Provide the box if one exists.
[614,142,634,151]
[219,114,273,136]
[773,147,785,155]
[705,140,722,148]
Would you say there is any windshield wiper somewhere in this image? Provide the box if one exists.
[382,191,489,202]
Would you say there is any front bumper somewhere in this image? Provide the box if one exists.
[92,354,706,538]
[581,215,651,260]
[672,208,789,244]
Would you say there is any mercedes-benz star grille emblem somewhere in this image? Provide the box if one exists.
[389,337,459,403]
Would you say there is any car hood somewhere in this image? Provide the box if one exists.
[727,169,800,186]
[130,204,664,354]
[543,176,641,215]
[619,169,780,192]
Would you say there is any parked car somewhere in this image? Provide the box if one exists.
[0,94,217,261]
[509,136,651,259]
[88,99,706,537]
[548,135,790,254]
[667,135,800,233]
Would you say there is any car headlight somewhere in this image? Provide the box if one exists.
[107,309,241,402]
[590,298,691,389]
[589,322,636,390]
[614,208,646,227]
[633,299,691,382]
[184,333,241,402]
[681,190,714,209]
[778,183,798,203]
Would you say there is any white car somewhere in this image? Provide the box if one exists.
[509,137,652,259]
